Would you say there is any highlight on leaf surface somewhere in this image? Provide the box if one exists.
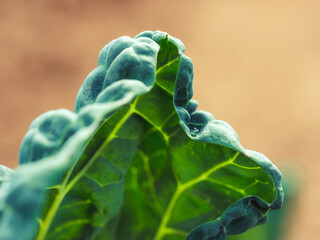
[0,30,283,240]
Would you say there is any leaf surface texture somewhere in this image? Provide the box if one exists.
[0,31,283,240]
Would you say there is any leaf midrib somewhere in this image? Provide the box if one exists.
[36,48,180,240]
[36,83,176,239]
[36,100,138,240]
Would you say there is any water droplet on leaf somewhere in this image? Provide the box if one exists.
[190,128,199,136]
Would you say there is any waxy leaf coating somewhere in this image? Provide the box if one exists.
[0,165,14,186]
[0,31,283,240]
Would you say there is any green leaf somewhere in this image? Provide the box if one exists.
[0,31,283,240]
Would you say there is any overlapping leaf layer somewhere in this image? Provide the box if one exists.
[0,31,283,240]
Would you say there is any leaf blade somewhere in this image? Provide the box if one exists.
[0,31,283,240]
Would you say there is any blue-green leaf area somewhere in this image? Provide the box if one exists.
[0,35,159,240]
[0,165,14,186]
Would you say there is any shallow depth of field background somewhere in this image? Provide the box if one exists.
[0,0,319,239]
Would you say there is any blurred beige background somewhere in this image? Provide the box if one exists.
[0,0,319,239]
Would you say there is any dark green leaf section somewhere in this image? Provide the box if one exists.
[111,52,282,240]
[227,174,296,240]
[0,31,283,240]
[155,36,181,94]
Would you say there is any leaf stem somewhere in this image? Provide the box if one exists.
[36,169,72,240]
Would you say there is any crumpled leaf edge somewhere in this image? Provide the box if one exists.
[0,30,283,240]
